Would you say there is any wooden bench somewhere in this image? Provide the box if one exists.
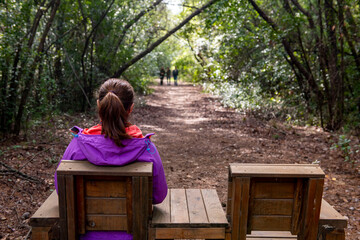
[149,188,228,239]
[31,162,348,240]
[226,163,347,240]
[31,160,153,240]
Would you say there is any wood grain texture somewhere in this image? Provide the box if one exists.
[251,216,292,231]
[126,177,133,233]
[170,189,189,224]
[85,180,126,197]
[76,176,86,234]
[226,176,232,217]
[57,160,152,176]
[154,228,225,239]
[85,198,126,214]
[201,189,228,225]
[30,191,59,226]
[65,175,76,240]
[57,174,68,240]
[319,199,348,229]
[152,189,171,224]
[31,227,51,240]
[231,177,250,240]
[186,189,208,224]
[132,176,150,239]
[252,199,293,215]
[230,164,325,178]
[299,178,324,240]
[85,215,127,230]
[291,179,303,234]
[253,182,295,199]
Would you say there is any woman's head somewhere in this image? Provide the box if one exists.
[97,78,135,146]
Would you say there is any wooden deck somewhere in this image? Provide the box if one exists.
[150,188,228,239]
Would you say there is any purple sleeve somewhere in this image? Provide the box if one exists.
[137,139,168,204]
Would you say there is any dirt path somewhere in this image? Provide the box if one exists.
[0,81,359,239]
[133,82,359,239]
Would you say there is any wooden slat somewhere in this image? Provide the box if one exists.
[30,191,59,226]
[291,179,303,234]
[140,176,149,239]
[251,216,292,231]
[247,231,296,238]
[85,180,126,197]
[320,229,345,240]
[186,189,208,224]
[154,227,225,239]
[319,199,348,229]
[227,174,233,216]
[132,176,150,239]
[253,182,295,199]
[231,177,250,240]
[31,227,52,240]
[85,215,127,230]
[152,189,171,224]
[126,177,133,233]
[57,160,153,176]
[247,180,256,234]
[57,174,67,240]
[299,178,324,240]
[230,164,325,178]
[132,176,141,239]
[201,189,228,225]
[170,189,189,224]
[252,199,293,215]
[65,175,76,240]
[85,198,126,214]
[76,176,86,234]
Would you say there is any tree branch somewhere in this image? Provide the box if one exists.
[112,0,220,78]
[112,0,163,56]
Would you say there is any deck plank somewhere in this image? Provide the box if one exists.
[186,189,208,224]
[170,189,189,224]
[201,189,228,225]
[152,189,171,224]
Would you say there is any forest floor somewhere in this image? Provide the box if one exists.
[0,80,359,239]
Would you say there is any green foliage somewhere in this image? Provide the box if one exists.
[0,0,180,136]
[178,0,360,131]
[331,135,359,165]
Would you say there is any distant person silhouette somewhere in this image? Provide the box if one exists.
[172,67,179,86]
[159,67,165,85]
[166,67,171,85]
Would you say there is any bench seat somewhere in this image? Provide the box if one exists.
[30,191,60,240]
[149,188,228,239]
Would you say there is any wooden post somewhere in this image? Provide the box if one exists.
[231,177,250,240]
[57,174,68,240]
[299,178,324,240]
[132,176,149,240]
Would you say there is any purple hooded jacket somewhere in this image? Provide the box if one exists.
[54,127,168,239]
[55,126,168,204]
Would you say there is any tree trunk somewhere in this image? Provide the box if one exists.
[324,0,344,130]
[14,0,61,135]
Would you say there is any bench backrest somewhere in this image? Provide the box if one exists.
[57,160,153,240]
[227,164,325,240]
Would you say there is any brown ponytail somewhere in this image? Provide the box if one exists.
[97,79,134,147]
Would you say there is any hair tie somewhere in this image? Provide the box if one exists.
[109,90,116,94]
